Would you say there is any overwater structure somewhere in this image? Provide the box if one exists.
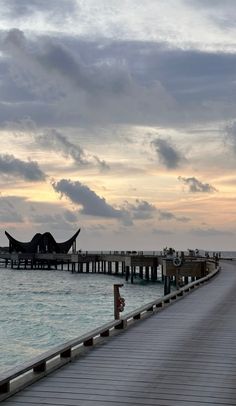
[5,229,81,254]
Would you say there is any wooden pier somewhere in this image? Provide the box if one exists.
[0,251,218,295]
[1,261,232,405]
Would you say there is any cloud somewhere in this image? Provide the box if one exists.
[30,210,80,230]
[151,138,184,169]
[52,179,191,225]
[188,0,235,7]
[0,31,174,128]
[224,121,236,152]
[186,0,236,29]
[1,0,77,22]
[52,179,172,227]
[123,199,157,220]
[35,128,110,171]
[152,228,174,235]
[0,154,46,181]
[0,209,23,223]
[63,210,78,223]
[178,176,217,193]
[52,179,123,219]
[1,29,236,129]
[159,210,190,223]
[190,227,234,236]
[36,129,88,166]
[0,195,25,223]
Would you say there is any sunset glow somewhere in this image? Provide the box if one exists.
[0,0,236,250]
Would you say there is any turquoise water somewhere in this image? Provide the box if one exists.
[0,267,163,373]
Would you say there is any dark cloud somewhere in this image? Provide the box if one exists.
[52,179,123,219]
[152,138,184,169]
[178,176,217,193]
[36,129,88,166]
[2,29,133,101]
[0,154,46,181]
[2,31,235,129]
[52,179,166,226]
[123,199,157,220]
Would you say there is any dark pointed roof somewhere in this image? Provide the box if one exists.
[5,229,80,254]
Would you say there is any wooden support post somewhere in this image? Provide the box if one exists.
[164,276,171,295]
[151,266,157,282]
[92,261,96,273]
[122,262,125,275]
[125,265,130,281]
[139,266,143,279]
[184,276,189,285]
[145,266,149,281]
[86,262,90,273]
[153,267,157,281]
[131,267,134,284]
[175,269,180,289]
[161,265,164,282]
[115,261,119,275]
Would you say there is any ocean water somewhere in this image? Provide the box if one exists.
[0,267,164,374]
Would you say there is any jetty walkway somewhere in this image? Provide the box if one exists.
[2,260,236,405]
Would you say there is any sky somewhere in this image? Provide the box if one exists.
[0,0,236,251]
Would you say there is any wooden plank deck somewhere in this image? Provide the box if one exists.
[3,260,236,405]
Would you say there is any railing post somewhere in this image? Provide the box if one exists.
[114,284,124,320]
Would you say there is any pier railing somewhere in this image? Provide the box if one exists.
[0,264,220,402]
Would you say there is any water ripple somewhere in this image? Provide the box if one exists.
[0,267,163,373]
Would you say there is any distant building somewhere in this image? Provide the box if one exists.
[5,229,80,254]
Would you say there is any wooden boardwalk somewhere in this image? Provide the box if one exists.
[3,260,236,405]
